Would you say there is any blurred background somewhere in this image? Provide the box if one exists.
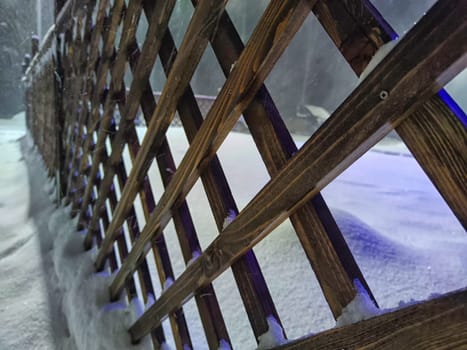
[1,0,464,126]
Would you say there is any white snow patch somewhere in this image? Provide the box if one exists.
[256,316,287,349]
[218,339,232,350]
[359,40,398,82]
[145,293,155,309]
[187,250,201,266]
[48,207,152,349]
[163,277,174,292]
[222,209,237,230]
[160,342,173,350]
[336,279,382,327]
[303,104,330,121]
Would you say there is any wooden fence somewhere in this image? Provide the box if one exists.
[24,0,466,348]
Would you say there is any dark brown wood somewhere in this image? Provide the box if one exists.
[312,0,396,75]
[156,26,281,340]
[315,0,467,229]
[26,0,467,347]
[92,0,229,261]
[126,0,467,340]
[81,0,143,248]
[277,289,467,349]
[207,4,376,318]
[76,0,127,229]
[56,0,89,33]
[127,18,232,346]
[70,0,109,213]
[106,0,314,300]
[396,93,467,229]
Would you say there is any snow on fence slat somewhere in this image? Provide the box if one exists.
[24,0,467,348]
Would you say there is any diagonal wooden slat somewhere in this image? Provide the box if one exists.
[79,0,144,246]
[277,289,467,349]
[119,0,279,340]
[69,1,195,345]
[205,3,378,317]
[315,0,467,230]
[396,91,467,229]
[90,0,229,255]
[85,0,229,252]
[155,28,282,341]
[76,0,127,227]
[127,31,233,348]
[312,0,396,75]
[313,0,467,232]
[126,0,467,340]
[105,0,315,298]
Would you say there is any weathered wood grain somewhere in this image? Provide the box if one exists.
[80,0,143,247]
[315,0,466,229]
[93,0,229,261]
[156,24,281,340]
[106,0,313,300]
[397,92,467,229]
[312,0,396,75]
[277,289,467,349]
[127,18,232,345]
[76,0,125,227]
[206,4,377,318]
[70,0,109,212]
[127,0,467,340]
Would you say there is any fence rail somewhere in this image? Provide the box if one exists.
[24,0,467,348]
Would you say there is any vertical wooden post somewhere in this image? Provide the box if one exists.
[31,35,39,57]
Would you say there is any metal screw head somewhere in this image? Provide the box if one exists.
[379,90,389,100]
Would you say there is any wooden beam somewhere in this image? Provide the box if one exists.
[396,91,467,229]
[76,0,126,227]
[156,27,282,341]
[312,0,396,75]
[314,0,467,228]
[106,0,314,300]
[55,0,90,33]
[91,0,229,259]
[126,0,467,340]
[80,0,143,247]
[206,5,376,317]
[277,289,467,349]
[127,38,231,347]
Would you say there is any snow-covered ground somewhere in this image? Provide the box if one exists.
[0,112,465,349]
[0,112,72,349]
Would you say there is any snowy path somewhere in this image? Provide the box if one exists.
[0,113,73,349]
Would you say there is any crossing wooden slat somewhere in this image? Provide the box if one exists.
[312,0,396,75]
[66,4,100,212]
[396,92,467,229]
[128,31,232,347]
[70,0,110,213]
[155,29,281,340]
[316,0,467,230]
[205,4,377,317]
[119,104,194,350]
[25,0,467,347]
[80,0,143,247]
[126,0,467,340]
[91,0,229,257]
[277,289,467,349]
[96,116,170,348]
[80,0,178,236]
[76,0,125,226]
[105,0,315,299]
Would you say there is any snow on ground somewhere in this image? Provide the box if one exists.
[0,113,466,349]
[0,113,151,350]
[0,112,71,349]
